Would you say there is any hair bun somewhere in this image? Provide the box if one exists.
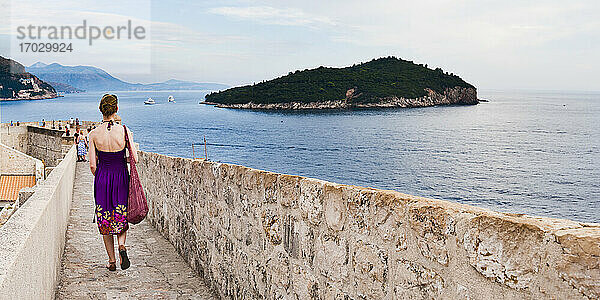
[99,94,118,116]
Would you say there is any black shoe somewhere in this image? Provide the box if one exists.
[119,246,130,270]
[107,261,116,271]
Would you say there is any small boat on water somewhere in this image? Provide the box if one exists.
[144,97,156,105]
[168,95,175,103]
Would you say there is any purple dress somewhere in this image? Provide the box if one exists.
[94,148,129,235]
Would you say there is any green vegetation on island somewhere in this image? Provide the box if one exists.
[206,57,475,106]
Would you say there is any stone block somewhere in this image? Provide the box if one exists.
[392,259,444,299]
[262,207,282,245]
[299,178,325,226]
[352,240,388,298]
[314,236,350,285]
[323,184,346,231]
[277,174,301,208]
[554,227,600,298]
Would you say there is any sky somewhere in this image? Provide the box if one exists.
[0,0,599,91]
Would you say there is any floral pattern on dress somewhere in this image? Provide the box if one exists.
[96,204,128,235]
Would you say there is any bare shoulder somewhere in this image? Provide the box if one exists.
[115,123,128,135]
[88,127,98,139]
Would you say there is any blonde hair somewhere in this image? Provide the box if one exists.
[99,94,118,117]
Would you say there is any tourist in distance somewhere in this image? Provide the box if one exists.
[74,131,80,159]
[88,94,138,271]
[76,128,88,162]
[85,128,92,160]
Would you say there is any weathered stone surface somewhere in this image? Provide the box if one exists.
[26,126,66,167]
[290,262,320,299]
[136,151,600,300]
[0,146,76,299]
[0,143,38,175]
[299,178,325,226]
[262,208,282,245]
[393,259,444,299]
[313,235,348,284]
[352,240,388,298]
[554,226,600,299]
[409,203,455,266]
[323,184,346,231]
[277,174,301,208]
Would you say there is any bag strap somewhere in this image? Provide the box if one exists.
[124,125,130,146]
[123,125,133,162]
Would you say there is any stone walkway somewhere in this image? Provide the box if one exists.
[55,162,217,299]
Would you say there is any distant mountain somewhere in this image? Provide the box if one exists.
[0,56,57,100]
[29,62,48,68]
[26,62,229,92]
[47,81,84,93]
[27,63,135,91]
[138,79,229,91]
[205,56,478,109]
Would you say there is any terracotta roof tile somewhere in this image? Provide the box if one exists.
[0,175,35,201]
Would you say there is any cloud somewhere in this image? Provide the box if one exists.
[208,6,336,28]
[151,20,246,46]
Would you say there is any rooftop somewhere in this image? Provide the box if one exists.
[0,175,35,202]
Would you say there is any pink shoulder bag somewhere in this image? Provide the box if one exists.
[124,125,148,224]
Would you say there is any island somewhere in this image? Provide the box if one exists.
[0,56,57,101]
[205,57,478,109]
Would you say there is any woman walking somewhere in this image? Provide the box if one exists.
[88,94,138,271]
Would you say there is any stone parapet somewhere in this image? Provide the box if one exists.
[137,151,600,299]
[0,145,76,299]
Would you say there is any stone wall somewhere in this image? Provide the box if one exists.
[0,145,76,299]
[26,126,67,167]
[0,143,35,174]
[0,143,44,180]
[0,125,28,153]
[1,124,73,167]
[137,151,600,300]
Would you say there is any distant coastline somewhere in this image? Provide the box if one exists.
[1,56,58,101]
[0,95,62,102]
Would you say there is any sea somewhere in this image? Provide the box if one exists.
[1,90,598,223]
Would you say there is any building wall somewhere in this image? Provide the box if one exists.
[0,124,71,167]
[137,151,600,300]
[0,143,35,175]
[0,125,28,153]
[0,143,43,180]
[0,146,76,299]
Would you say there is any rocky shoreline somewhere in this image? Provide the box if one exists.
[207,86,478,110]
[0,94,59,101]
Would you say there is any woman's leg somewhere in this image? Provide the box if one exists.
[117,230,127,249]
[102,234,116,263]
[117,230,130,269]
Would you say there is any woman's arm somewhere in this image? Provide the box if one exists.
[88,133,97,175]
[127,128,138,163]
